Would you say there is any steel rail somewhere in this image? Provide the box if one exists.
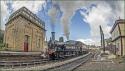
[0,59,49,68]
[0,55,82,68]
[43,53,93,71]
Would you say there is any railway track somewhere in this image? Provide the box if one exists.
[44,53,93,71]
[0,55,84,69]
[0,59,49,68]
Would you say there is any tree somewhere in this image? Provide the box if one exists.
[0,30,4,43]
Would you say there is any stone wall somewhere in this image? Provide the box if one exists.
[4,15,45,52]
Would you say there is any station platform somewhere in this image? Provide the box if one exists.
[0,51,41,56]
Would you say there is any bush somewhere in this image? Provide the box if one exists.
[0,34,3,41]
[0,43,7,51]
[0,43,5,47]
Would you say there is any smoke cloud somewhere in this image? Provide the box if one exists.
[50,0,124,41]
[48,5,58,32]
[52,1,90,40]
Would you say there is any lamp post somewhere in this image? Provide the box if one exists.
[100,25,105,53]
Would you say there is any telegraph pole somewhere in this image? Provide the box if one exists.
[99,25,105,53]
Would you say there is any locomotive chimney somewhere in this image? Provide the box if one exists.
[51,32,55,41]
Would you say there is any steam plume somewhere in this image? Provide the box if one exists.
[52,1,90,40]
[48,4,58,32]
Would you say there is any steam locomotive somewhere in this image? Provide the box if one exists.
[47,32,88,60]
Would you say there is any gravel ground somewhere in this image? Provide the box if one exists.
[73,51,125,71]
[74,60,125,71]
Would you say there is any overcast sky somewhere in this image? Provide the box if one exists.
[0,0,124,46]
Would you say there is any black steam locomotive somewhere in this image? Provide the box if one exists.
[47,32,88,60]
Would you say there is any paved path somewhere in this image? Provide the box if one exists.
[73,51,125,71]
[0,51,41,55]
[74,60,125,71]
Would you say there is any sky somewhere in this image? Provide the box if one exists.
[0,0,125,46]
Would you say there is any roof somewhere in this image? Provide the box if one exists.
[66,40,76,45]
[6,7,45,30]
[110,19,125,33]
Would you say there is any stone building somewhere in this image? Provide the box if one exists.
[110,19,125,56]
[4,7,46,52]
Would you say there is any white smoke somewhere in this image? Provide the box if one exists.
[48,5,58,32]
[53,1,90,40]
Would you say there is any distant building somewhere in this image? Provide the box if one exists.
[4,7,46,52]
[105,38,112,46]
[105,38,116,54]
[110,19,125,56]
